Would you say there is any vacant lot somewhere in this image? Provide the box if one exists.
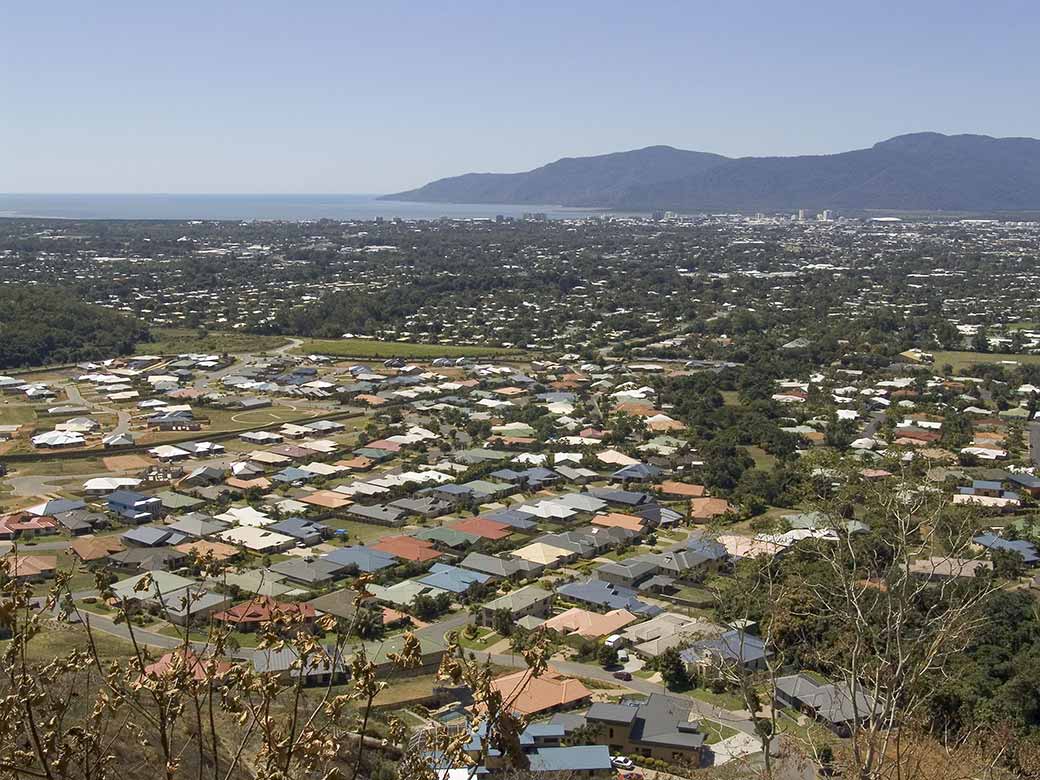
[136,328,289,356]
[321,517,396,545]
[296,338,521,359]
[933,350,1040,373]
[0,403,38,428]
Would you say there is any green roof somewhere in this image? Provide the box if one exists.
[415,526,480,548]
[155,490,205,510]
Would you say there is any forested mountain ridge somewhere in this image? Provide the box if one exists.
[384,133,1040,212]
[0,286,150,368]
[382,145,730,206]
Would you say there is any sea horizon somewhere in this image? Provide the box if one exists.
[0,192,618,221]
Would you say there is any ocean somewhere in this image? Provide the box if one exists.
[0,193,613,221]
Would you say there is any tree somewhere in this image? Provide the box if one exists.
[597,644,619,668]
[491,607,514,637]
[791,473,1002,780]
[655,647,691,691]
[972,326,990,353]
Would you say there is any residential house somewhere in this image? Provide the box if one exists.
[107,490,164,523]
[681,630,771,677]
[775,674,875,737]
[480,584,554,625]
[585,694,706,765]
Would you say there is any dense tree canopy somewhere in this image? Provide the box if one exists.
[0,286,149,368]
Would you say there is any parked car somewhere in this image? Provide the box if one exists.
[612,670,632,681]
[620,773,644,780]
[611,756,634,771]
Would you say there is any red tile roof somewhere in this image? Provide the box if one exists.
[448,516,512,540]
[370,535,441,562]
[212,596,315,626]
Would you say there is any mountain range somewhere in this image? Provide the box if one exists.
[382,133,1040,213]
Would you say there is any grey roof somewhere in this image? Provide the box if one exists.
[323,546,397,573]
[418,563,492,594]
[268,557,344,585]
[775,674,874,726]
[347,504,407,524]
[596,559,660,583]
[55,509,106,532]
[589,694,705,751]
[482,584,552,613]
[109,547,187,571]
[253,645,348,677]
[166,515,228,538]
[586,702,639,725]
[388,496,454,516]
[628,694,705,750]
[686,532,730,560]
[121,526,186,547]
[556,578,662,617]
[682,630,770,666]
[1007,472,1040,489]
[479,508,537,530]
[269,517,326,541]
[528,746,612,772]
[587,487,651,506]
[460,552,539,578]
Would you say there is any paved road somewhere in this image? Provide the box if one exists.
[274,338,304,355]
[1029,422,1040,466]
[0,539,71,554]
[63,381,132,436]
[861,410,885,439]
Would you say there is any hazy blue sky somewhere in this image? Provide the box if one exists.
[3,0,1037,193]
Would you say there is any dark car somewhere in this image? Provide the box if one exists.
[612,671,632,681]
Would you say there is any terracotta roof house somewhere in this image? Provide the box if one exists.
[213,596,316,631]
[142,649,233,683]
[487,670,591,717]
[0,512,59,539]
[71,536,126,563]
[298,490,353,510]
[655,481,707,499]
[690,498,735,521]
[448,516,512,540]
[370,535,442,563]
[2,554,58,581]
[542,607,638,639]
[175,540,241,562]
[591,512,646,534]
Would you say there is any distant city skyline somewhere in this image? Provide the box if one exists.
[3,0,1038,194]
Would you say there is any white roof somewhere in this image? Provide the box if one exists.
[217,526,293,551]
[215,505,274,527]
[32,430,84,446]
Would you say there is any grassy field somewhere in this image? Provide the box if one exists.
[4,623,137,661]
[321,517,399,545]
[0,403,38,427]
[136,328,289,356]
[933,350,1040,372]
[720,390,743,407]
[458,627,502,651]
[747,445,777,472]
[295,338,521,359]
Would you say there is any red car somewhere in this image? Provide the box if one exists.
[613,671,633,681]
